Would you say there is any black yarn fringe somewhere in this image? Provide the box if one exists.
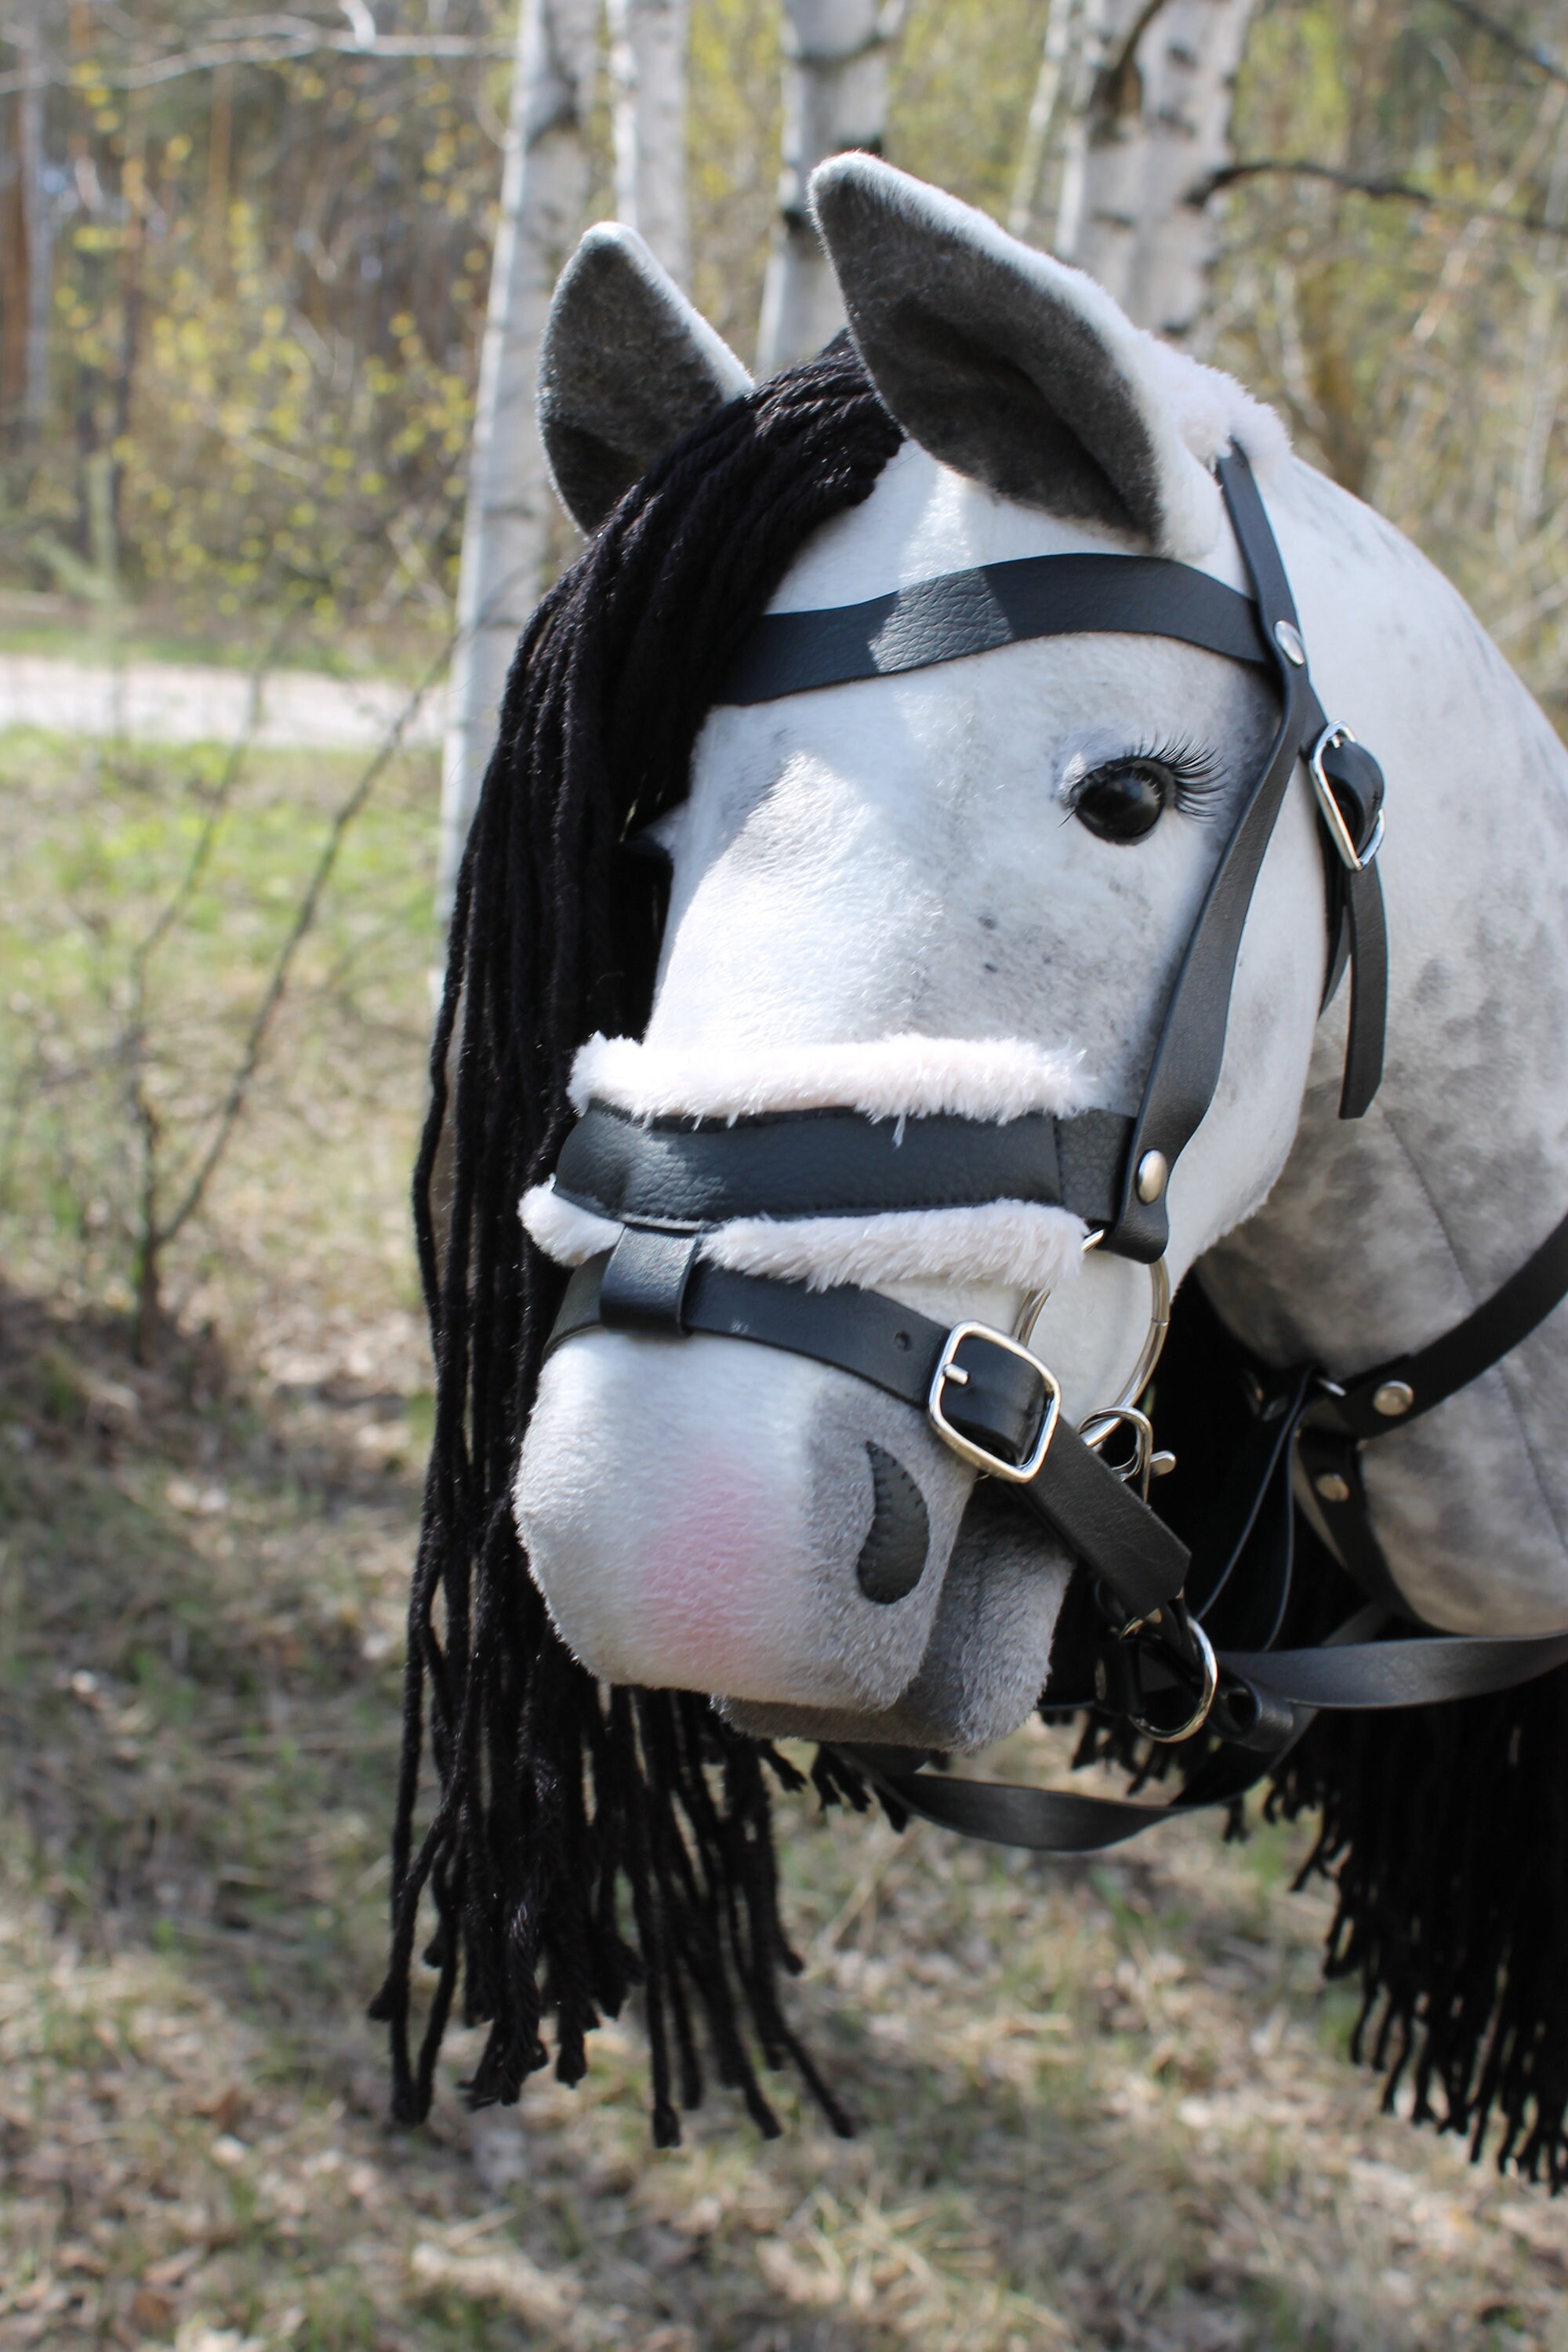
[1270,1668,1568,2185]
[376,341,902,2142]
[370,1665,855,2143]
[1075,1279,1568,2187]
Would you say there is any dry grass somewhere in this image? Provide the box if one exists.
[5,720,1568,2349]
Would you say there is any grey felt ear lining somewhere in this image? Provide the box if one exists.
[877,294,1150,539]
[537,226,752,535]
[811,162,1169,547]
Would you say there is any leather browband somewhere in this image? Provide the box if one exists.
[718,552,1270,706]
[555,1099,1134,1235]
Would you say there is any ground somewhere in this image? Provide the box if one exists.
[4,716,1568,2351]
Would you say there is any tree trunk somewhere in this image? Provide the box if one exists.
[755,0,899,376]
[1056,0,1254,341]
[1008,0,1085,245]
[1123,0,1257,339]
[608,0,691,285]
[435,0,599,927]
[1,0,52,440]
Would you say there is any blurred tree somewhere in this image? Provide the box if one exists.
[1044,0,1258,338]
[608,0,691,283]
[437,0,598,925]
[0,0,53,442]
[755,0,900,372]
[0,0,1563,737]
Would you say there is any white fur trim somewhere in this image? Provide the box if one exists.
[568,1031,1085,1124]
[702,1202,1087,1294]
[522,1181,622,1265]
[521,1179,1087,1294]
[1142,334,1290,487]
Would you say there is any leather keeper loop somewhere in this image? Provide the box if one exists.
[598,1226,700,1333]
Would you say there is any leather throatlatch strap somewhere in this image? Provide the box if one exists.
[1296,1197,1568,1609]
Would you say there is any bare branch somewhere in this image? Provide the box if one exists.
[1197,157,1568,238]
[0,27,510,96]
[1439,0,1568,92]
[153,636,454,1256]
[1095,0,1172,125]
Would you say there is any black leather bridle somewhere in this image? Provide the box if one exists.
[541,447,1568,1852]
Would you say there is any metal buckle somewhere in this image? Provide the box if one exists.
[928,1323,1061,1483]
[1310,723,1384,873]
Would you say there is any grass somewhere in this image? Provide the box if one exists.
[5,717,1568,2349]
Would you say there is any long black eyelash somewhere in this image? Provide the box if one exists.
[1133,735,1225,817]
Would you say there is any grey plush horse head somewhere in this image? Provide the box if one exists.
[516,160,1568,1753]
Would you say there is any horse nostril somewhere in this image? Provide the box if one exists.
[856,1443,931,1603]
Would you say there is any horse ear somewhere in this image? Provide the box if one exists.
[537,223,753,535]
[808,154,1224,561]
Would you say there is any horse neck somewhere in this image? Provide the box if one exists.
[1199,463,1568,1632]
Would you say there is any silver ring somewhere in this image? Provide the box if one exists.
[1014,1254,1171,1450]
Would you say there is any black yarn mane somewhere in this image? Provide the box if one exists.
[372,342,903,2142]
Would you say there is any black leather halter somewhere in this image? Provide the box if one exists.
[541,446,1568,1853]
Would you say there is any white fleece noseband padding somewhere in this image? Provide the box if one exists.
[568,1030,1084,1124]
[525,1032,1093,1294]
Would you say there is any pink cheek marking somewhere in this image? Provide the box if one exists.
[637,1448,786,1688]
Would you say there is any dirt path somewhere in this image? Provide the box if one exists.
[0,649,446,749]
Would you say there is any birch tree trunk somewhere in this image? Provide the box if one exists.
[1123,0,1257,339]
[608,0,691,285]
[1055,0,1254,342]
[435,0,598,926]
[1008,0,1085,245]
[1,0,53,439]
[755,0,899,376]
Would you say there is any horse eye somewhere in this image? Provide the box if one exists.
[1072,758,1170,844]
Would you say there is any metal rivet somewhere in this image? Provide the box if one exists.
[1274,619,1306,666]
[1135,1149,1169,1204]
[1372,1380,1414,1418]
[1314,1471,1351,1504]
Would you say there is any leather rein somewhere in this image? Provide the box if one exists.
[540,447,1568,1853]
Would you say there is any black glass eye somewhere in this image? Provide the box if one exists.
[1072,757,1170,843]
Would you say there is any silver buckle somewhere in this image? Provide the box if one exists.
[928,1323,1061,1483]
[1310,723,1384,873]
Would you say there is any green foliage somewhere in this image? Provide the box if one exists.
[6,0,1568,708]
[0,725,435,1329]
[1208,0,1568,722]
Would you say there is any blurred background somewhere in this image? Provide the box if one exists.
[2,5,1568,2348]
